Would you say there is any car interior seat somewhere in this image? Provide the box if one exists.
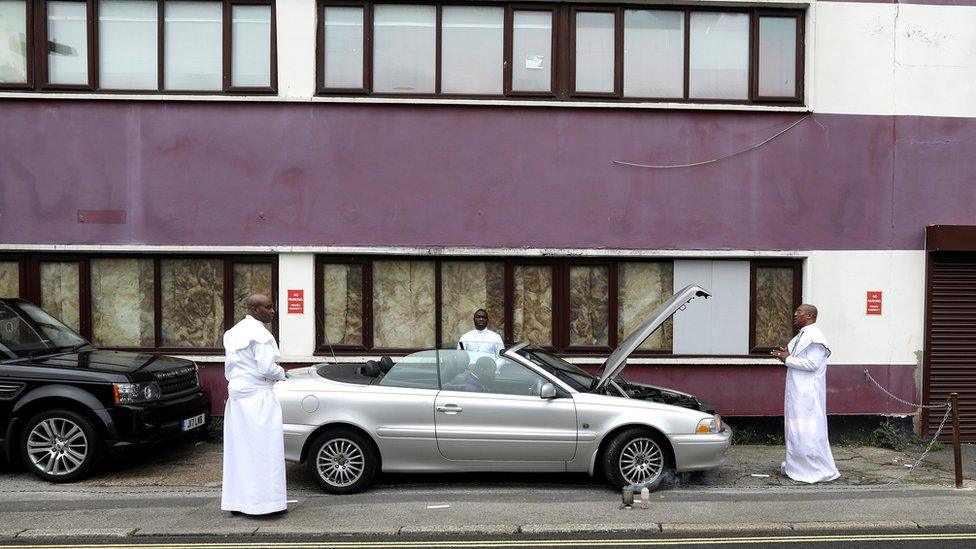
[360,359,381,378]
[439,350,469,390]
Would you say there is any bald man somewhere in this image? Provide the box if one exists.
[221,294,288,516]
[771,304,840,484]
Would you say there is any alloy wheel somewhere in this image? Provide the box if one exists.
[26,417,89,476]
[618,436,664,485]
[316,437,366,487]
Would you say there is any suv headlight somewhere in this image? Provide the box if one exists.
[696,415,722,434]
[113,382,161,405]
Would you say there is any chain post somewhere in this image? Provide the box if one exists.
[951,393,962,488]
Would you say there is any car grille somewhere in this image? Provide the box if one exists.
[154,366,199,396]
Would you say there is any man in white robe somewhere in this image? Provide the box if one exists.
[771,304,841,484]
[458,308,504,357]
[221,294,288,516]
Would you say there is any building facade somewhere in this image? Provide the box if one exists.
[1,0,974,434]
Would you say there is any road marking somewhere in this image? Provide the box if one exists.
[5,532,976,548]
[425,505,451,509]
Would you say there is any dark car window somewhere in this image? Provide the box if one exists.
[0,302,88,359]
[515,347,596,392]
[376,350,440,390]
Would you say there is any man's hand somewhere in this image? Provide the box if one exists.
[770,346,789,363]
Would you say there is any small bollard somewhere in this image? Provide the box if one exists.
[951,393,963,489]
[640,487,650,509]
[620,487,634,509]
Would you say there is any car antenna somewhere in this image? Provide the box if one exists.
[314,308,339,365]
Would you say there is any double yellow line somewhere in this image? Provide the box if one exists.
[5,532,976,549]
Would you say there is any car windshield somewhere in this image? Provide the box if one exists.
[0,301,89,359]
[514,346,597,392]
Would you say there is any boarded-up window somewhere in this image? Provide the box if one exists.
[440,261,504,347]
[372,260,435,348]
[91,258,155,347]
[618,262,673,350]
[39,262,81,332]
[322,263,364,346]
[160,259,223,347]
[569,265,609,346]
[754,266,795,349]
[0,262,19,298]
[232,262,273,329]
[513,265,552,345]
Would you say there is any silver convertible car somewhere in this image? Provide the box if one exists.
[276,284,731,494]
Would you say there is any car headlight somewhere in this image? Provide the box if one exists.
[696,415,722,434]
[113,382,161,405]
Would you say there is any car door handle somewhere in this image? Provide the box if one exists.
[436,404,463,414]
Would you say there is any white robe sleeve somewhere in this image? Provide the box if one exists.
[785,343,828,372]
[253,341,286,381]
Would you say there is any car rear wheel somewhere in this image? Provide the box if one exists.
[602,428,672,491]
[20,409,101,483]
[306,429,378,494]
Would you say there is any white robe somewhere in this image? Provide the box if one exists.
[458,328,504,356]
[782,323,840,484]
[221,315,288,515]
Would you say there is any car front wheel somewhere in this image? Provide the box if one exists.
[20,409,101,483]
[602,428,672,491]
[306,429,378,494]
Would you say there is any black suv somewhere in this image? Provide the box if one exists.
[0,298,211,482]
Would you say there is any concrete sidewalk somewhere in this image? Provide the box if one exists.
[0,440,973,540]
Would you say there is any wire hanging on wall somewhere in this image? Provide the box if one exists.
[612,114,812,170]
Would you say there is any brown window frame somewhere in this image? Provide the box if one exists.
[316,255,803,357]
[568,6,621,99]
[0,0,34,90]
[10,0,277,94]
[3,253,277,354]
[315,1,804,106]
[748,259,803,354]
[751,11,804,103]
[316,0,371,94]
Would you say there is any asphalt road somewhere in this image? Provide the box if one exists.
[3,531,976,548]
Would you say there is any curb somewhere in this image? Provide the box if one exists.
[5,521,974,539]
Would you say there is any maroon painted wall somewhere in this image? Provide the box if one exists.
[2,101,974,251]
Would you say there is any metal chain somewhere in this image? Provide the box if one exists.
[862,369,955,484]
[863,369,949,409]
[887,402,953,484]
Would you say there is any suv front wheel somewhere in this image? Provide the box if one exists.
[20,409,101,482]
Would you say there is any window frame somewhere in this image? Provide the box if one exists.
[316,0,371,94]
[314,1,805,106]
[751,10,803,103]
[13,0,277,93]
[748,259,802,354]
[6,253,277,354]
[568,5,621,99]
[0,0,35,89]
[316,255,802,358]
[37,0,96,90]
[504,4,557,98]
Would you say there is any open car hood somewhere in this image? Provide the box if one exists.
[594,284,710,391]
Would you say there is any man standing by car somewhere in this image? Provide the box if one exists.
[458,308,503,357]
[221,294,288,516]
[771,304,841,484]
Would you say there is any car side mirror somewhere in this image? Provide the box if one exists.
[540,383,557,399]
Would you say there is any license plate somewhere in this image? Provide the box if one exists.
[181,413,206,432]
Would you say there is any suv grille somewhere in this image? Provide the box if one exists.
[155,366,198,396]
